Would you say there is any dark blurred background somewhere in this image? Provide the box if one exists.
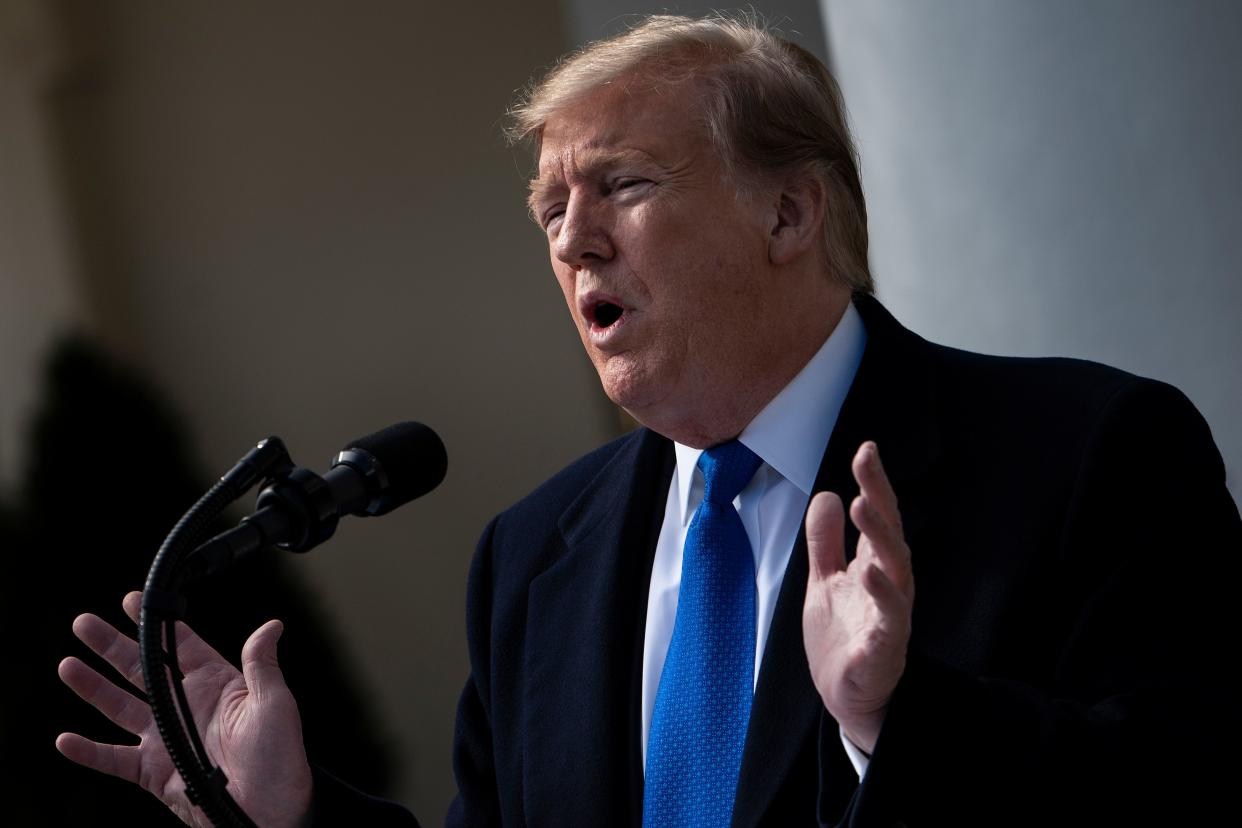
[1,1,1238,824]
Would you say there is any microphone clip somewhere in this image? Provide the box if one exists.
[250,466,340,553]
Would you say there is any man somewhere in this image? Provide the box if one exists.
[58,14,1240,827]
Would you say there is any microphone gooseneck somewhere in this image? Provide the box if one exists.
[139,422,445,828]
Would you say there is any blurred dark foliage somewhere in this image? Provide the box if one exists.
[0,335,399,825]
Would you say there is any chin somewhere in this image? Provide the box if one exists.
[595,355,677,424]
[602,386,679,438]
[600,380,646,413]
[600,376,654,417]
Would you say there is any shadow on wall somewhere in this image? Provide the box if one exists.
[0,336,399,825]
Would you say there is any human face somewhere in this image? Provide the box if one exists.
[529,79,783,442]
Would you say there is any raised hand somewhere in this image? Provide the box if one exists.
[57,591,313,828]
[802,441,914,754]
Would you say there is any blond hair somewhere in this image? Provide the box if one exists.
[509,13,873,295]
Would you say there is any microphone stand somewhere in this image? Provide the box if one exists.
[138,436,296,828]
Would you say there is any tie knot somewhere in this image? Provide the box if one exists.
[698,440,763,505]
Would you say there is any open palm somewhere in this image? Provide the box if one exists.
[57,591,313,828]
[802,442,914,754]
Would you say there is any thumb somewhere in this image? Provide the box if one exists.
[806,491,846,582]
[241,620,288,700]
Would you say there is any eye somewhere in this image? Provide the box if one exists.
[608,177,649,196]
[542,206,566,232]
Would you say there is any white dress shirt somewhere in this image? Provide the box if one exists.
[640,301,870,776]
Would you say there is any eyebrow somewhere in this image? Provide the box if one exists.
[526,148,658,215]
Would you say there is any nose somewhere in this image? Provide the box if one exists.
[553,192,614,269]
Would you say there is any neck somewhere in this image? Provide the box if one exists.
[633,287,852,449]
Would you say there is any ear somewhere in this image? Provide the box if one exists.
[767,174,826,266]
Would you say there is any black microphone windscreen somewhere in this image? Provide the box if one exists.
[345,421,447,512]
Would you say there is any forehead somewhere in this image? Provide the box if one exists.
[533,79,712,183]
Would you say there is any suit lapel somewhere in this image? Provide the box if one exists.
[733,295,942,826]
[815,295,941,550]
[523,428,673,827]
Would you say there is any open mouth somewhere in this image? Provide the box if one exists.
[592,301,624,329]
[579,291,631,337]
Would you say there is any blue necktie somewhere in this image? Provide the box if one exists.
[644,440,763,828]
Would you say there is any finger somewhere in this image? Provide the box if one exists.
[851,496,913,595]
[122,590,142,625]
[806,491,846,581]
[850,494,908,564]
[125,590,233,674]
[55,732,143,784]
[241,620,289,702]
[862,563,912,620]
[72,613,146,692]
[852,442,901,527]
[59,656,152,736]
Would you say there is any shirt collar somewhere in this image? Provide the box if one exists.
[673,300,868,525]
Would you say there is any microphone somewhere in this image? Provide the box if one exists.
[183,422,446,580]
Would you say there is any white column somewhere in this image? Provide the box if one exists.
[821,0,1242,503]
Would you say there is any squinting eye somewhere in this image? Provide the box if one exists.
[543,208,565,231]
[612,178,645,192]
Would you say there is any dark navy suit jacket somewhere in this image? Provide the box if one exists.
[312,296,1241,826]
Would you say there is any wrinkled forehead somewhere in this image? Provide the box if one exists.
[536,143,657,180]
[533,78,711,175]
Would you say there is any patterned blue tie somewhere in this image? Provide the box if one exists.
[644,440,763,828]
